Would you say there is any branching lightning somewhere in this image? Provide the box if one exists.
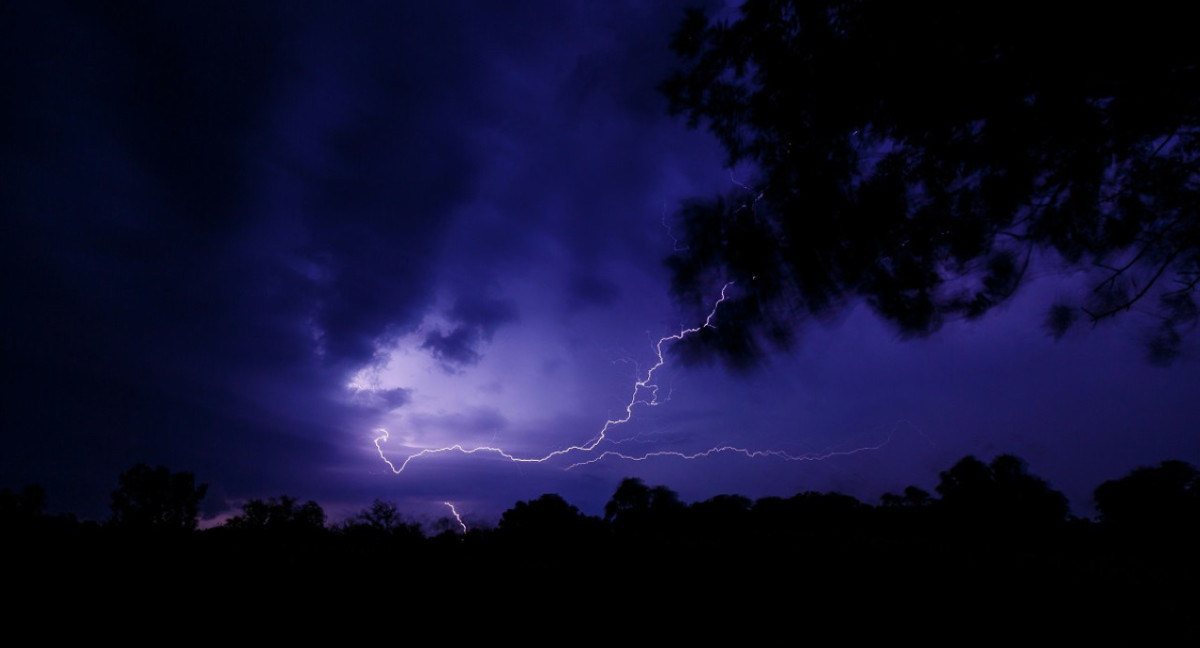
[373,280,892,476]
[374,282,737,472]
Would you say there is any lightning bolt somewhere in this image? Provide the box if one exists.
[444,502,468,534]
[373,280,891,475]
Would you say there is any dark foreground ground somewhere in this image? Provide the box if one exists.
[9,515,1196,639]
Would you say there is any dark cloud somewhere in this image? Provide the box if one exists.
[449,297,519,338]
[422,297,518,369]
[0,2,493,516]
[350,387,413,412]
[2,1,470,383]
[378,388,413,410]
[422,326,484,368]
[567,273,621,310]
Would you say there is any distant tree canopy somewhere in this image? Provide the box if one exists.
[499,493,577,530]
[1094,459,1199,529]
[604,477,686,535]
[110,463,207,532]
[1,484,47,522]
[935,454,1069,527]
[497,493,605,549]
[661,1,1200,366]
[224,495,326,533]
[880,485,932,509]
[342,499,418,534]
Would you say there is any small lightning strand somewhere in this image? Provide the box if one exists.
[565,436,893,470]
[729,168,752,192]
[728,169,765,205]
[373,282,734,472]
[444,502,468,533]
[661,200,688,252]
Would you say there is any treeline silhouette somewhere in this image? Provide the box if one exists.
[4,454,1197,622]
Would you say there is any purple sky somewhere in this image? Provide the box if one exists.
[3,1,1198,528]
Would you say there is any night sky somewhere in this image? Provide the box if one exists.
[4,1,1198,528]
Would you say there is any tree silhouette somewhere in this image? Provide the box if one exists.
[497,493,605,555]
[1,484,46,522]
[661,1,1200,365]
[224,495,326,532]
[110,463,207,532]
[1094,460,1199,530]
[688,493,752,545]
[604,477,652,523]
[880,486,932,509]
[339,499,424,545]
[935,454,1069,527]
[604,477,686,539]
[343,499,412,533]
[499,493,585,534]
